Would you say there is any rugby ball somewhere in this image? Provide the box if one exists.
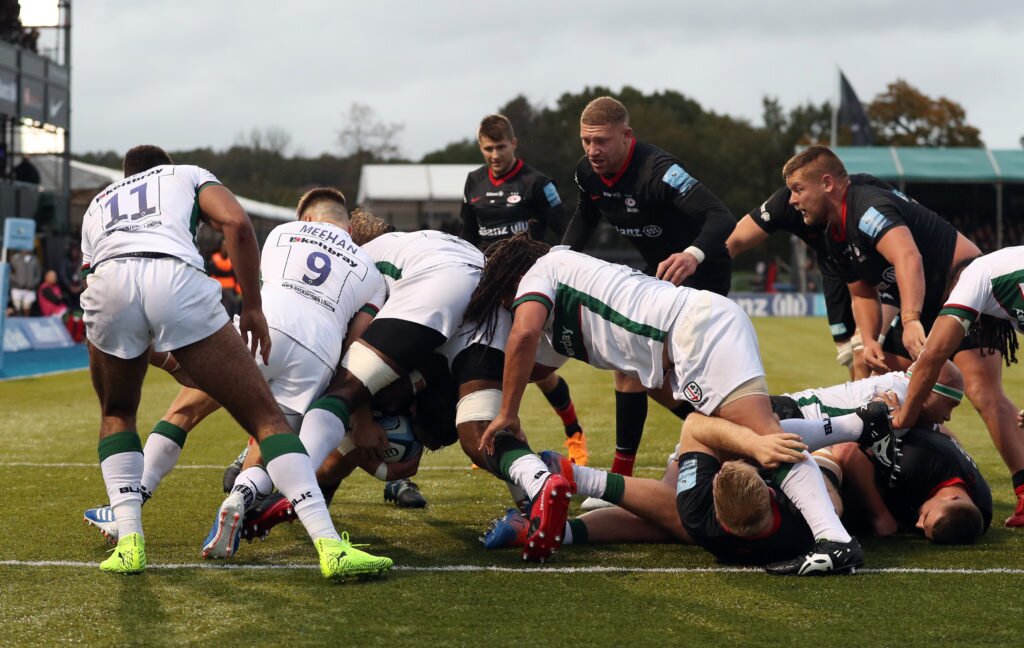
[377,413,424,464]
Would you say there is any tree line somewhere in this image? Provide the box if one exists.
[76,79,983,221]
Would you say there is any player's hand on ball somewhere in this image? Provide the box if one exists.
[902,320,927,360]
[479,413,523,454]
[752,433,807,469]
[656,251,699,286]
[353,417,389,460]
[239,308,272,364]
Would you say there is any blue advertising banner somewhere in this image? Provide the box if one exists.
[729,292,828,318]
[3,218,36,251]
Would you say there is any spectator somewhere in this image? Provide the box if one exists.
[58,244,84,311]
[9,248,40,316]
[37,270,67,317]
[208,239,241,317]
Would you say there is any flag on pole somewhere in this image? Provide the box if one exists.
[838,70,874,146]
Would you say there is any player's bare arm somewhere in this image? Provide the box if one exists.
[684,412,807,469]
[875,225,927,359]
[849,280,887,372]
[893,316,967,429]
[480,300,546,452]
[726,215,770,258]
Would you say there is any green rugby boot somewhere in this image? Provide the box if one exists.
[316,532,393,580]
[100,532,147,575]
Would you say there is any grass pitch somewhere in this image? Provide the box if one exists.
[1,318,1023,646]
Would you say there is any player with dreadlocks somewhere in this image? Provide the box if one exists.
[894,247,1023,455]
[475,235,897,575]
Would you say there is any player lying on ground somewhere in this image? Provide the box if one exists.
[472,235,881,574]
[79,150,365,579]
[460,113,588,464]
[892,246,1022,519]
[784,146,1024,525]
[82,186,393,578]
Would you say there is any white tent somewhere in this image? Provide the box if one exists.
[357,164,477,204]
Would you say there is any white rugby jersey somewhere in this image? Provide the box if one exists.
[512,246,688,388]
[940,246,1024,333]
[261,221,385,368]
[785,372,908,419]
[360,230,484,292]
[81,165,219,274]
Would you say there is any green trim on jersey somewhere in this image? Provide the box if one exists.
[938,305,978,324]
[990,269,1024,321]
[511,293,553,313]
[550,283,668,363]
[359,304,379,317]
[375,261,402,280]
[793,394,856,417]
[189,192,201,243]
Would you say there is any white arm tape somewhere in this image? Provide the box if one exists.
[337,435,355,455]
[683,246,705,264]
[455,389,503,426]
[373,463,388,481]
[341,342,401,395]
[836,340,853,368]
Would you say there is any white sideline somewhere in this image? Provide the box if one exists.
[0,462,666,472]
[1,560,1022,575]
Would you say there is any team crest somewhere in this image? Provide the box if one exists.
[510,221,528,235]
[507,194,521,204]
[643,225,663,237]
[683,381,702,402]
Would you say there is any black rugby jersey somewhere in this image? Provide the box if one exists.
[563,139,734,294]
[460,160,565,250]
[872,427,992,532]
[824,183,957,320]
[676,452,814,565]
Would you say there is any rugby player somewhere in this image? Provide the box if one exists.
[474,236,882,574]
[294,210,572,562]
[79,149,365,578]
[727,174,904,380]
[460,114,588,465]
[892,247,1022,522]
[561,96,737,487]
[785,147,1024,525]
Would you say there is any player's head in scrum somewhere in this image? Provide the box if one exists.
[712,460,777,538]
[782,145,849,229]
[579,96,632,177]
[297,187,350,229]
[123,144,173,177]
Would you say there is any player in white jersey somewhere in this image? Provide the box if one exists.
[894,247,1024,523]
[296,209,572,562]
[78,147,380,579]
[475,235,888,575]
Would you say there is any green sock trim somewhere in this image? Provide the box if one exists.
[98,431,143,462]
[259,433,308,462]
[568,518,589,545]
[603,473,625,505]
[497,448,532,481]
[775,463,794,485]
[151,420,188,449]
[307,396,350,427]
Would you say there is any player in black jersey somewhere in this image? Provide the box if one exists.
[783,145,1024,526]
[728,174,903,380]
[831,427,991,544]
[561,96,737,484]
[460,114,588,465]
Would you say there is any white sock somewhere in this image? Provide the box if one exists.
[141,433,182,496]
[231,466,274,511]
[101,450,145,538]
[264,451,340,542]
[562,521,574,545]
[778,452,852,543]
[507,454,550,500]
[572,464,608,499]
[779,416,862,452]
[298,408,346,469]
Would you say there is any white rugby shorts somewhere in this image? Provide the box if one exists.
[437,304,511,369]
[82,257,228,358]
[255,324,334,420]
[668,291,765,415]
[375,264,481,338]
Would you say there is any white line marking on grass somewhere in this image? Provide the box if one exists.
[2,560,1023,575]
[0,367,89,382]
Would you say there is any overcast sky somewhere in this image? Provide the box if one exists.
[67,0,1023,160]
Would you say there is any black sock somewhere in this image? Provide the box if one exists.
[484,435,534,480]
[615,391,648,456]
[1013,469,1024,491]
[543,377,582,437]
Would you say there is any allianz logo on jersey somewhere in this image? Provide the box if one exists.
[479,221,528,237]
[615,225,663,238]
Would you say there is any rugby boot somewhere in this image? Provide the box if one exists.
[522,474,572,563]
[856,400,899,468]
[481,508,529,549]
[316,532,393,580]
[563,431,589,466]
[100,533,147,575]
[201,491,244,559]
[1005,485,1024,527]
[84,505,119,546]
[539,450,578,493]
[383,479,428,508]
[240,492,296,542]
[222,445,249,493]
[764,537,864,576]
